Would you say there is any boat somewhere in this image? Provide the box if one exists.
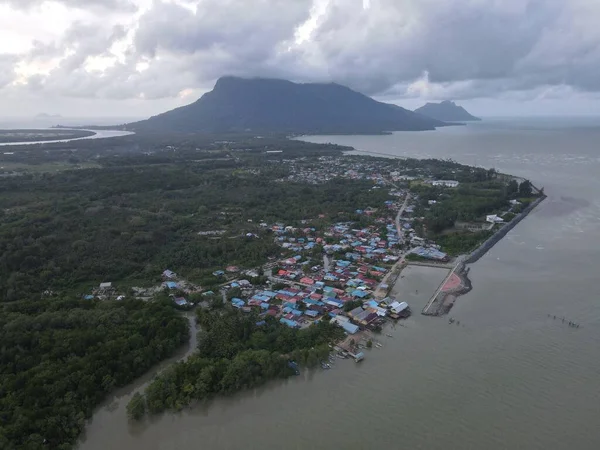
[385,333,393,338]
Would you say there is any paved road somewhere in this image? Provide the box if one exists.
[395,192,412,239]
[421,256,465,314]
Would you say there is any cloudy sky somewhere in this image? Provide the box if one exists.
[1,0,600,119]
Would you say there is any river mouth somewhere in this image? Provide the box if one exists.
[77,313,197,448]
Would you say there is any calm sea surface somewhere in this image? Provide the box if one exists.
[79,118,600,450]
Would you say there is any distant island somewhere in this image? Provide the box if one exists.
[126,76,449,134]
[414,101,481,122]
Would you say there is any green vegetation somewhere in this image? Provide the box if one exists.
[0,299,188,449]
[411,175,538,256]
[414,180,509,234]
[518,180,533,197]
[436,230,494,256]
[127,392,147,421]
[0,163,389,301]
[343,299,365,312]
[405,253,428,262]
[0,132,347,174]
[131,309,344,417]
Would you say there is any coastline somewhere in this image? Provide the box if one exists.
[421,194,547,316]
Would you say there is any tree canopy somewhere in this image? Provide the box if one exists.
[0,299,188,449]
[132,309,344,417]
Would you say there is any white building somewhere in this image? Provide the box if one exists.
[390,301,409,314]
[431,180,460,188]
[486,214,504,224]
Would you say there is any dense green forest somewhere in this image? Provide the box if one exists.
[412,180,510,234]
[0,132,348,170]
[130,309,344,418]
[0,163,389,301]
[0,299,188,449]
[410,176,539,255]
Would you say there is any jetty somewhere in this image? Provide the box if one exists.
[422,191,546,316]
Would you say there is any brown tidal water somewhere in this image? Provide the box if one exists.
[79,118,600,450]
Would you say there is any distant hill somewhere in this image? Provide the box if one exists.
[414,101,481,122]
[126,77,447,133]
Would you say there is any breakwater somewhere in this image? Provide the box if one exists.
[422,262,472,316]
[464,195,546,264]
[423,195,546,316]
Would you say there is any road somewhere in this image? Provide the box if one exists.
[421,257,465,314]
[323,254,332,273]
[395,192,412,239]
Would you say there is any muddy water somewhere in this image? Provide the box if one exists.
[80,119,600,450]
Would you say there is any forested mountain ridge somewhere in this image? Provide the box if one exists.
[126,76,446,133]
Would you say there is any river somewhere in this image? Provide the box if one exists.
[79,118,600,450]
[0,129,133,146]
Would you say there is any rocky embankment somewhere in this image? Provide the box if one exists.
[423,194,546,316]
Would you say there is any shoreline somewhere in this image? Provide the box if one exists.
[421,194,547,316]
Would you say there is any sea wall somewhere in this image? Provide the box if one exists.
[464,195,546,264]
[422,263,472,316]
[422,195,546,316]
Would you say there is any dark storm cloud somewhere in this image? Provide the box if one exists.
[133,0,312,79]
[124,0,600,101]
[6,0,600,106]
[296,0,570,95]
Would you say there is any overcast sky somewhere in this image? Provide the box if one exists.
[1,0,600,119]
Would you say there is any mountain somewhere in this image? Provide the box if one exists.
[126,77,446,133]
[414,101,481,122]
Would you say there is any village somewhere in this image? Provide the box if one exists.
[79,155,529,362]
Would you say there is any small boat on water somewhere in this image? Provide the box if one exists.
[385,333,393,338]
